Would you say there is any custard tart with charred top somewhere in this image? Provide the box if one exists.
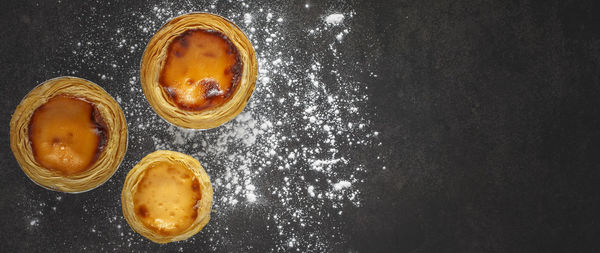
[140,12,257,129]
[9,76,127,193]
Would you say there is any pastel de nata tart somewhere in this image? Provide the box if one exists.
[9,76,127,193]
[140,12,257,129]
[121,150,213,243]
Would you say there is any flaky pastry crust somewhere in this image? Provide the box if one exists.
[9,76,127,193]
[121,150,213,243]
[140,12,257,129]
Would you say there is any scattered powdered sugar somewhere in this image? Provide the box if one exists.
[324,13,345,26]
[30,219,39,226]
[332,181,352,191]
[38,0,381,251]
[307,185,316,197]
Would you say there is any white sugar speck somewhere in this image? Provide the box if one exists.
[324,13,345,25]
[307,185,315,197]
[244,13,252,24]
[246,192,257,202]
[333,181,352,190]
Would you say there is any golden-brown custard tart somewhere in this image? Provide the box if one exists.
[9,76,127,193]
[121,150,213,243]
[140,12,257,129]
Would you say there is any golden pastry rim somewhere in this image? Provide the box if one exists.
[9,76,128,193]
[140,12,258,129]
[121,150,213,244]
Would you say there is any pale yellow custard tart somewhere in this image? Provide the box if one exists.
[121,150,213,243]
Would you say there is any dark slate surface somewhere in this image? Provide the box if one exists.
[1,0,600,252]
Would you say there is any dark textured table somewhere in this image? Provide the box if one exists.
[2,0,600,252]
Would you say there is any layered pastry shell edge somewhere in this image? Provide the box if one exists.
[9,76,128,193]
[121,150,213,243]
[140,12,258,129]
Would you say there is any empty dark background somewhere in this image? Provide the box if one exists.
[2,0,600,252]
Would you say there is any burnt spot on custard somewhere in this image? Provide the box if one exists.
[136,204,149,218]
[190,178,201,221]
[91,104,109,161]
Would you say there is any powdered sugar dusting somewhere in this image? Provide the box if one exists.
[333,181,352,191]
[38,0,381,251]
[324,13,345,26]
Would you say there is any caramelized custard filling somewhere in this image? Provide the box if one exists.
[133,162,202,235]
[28,95,107,176]
[159,29,242,111]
